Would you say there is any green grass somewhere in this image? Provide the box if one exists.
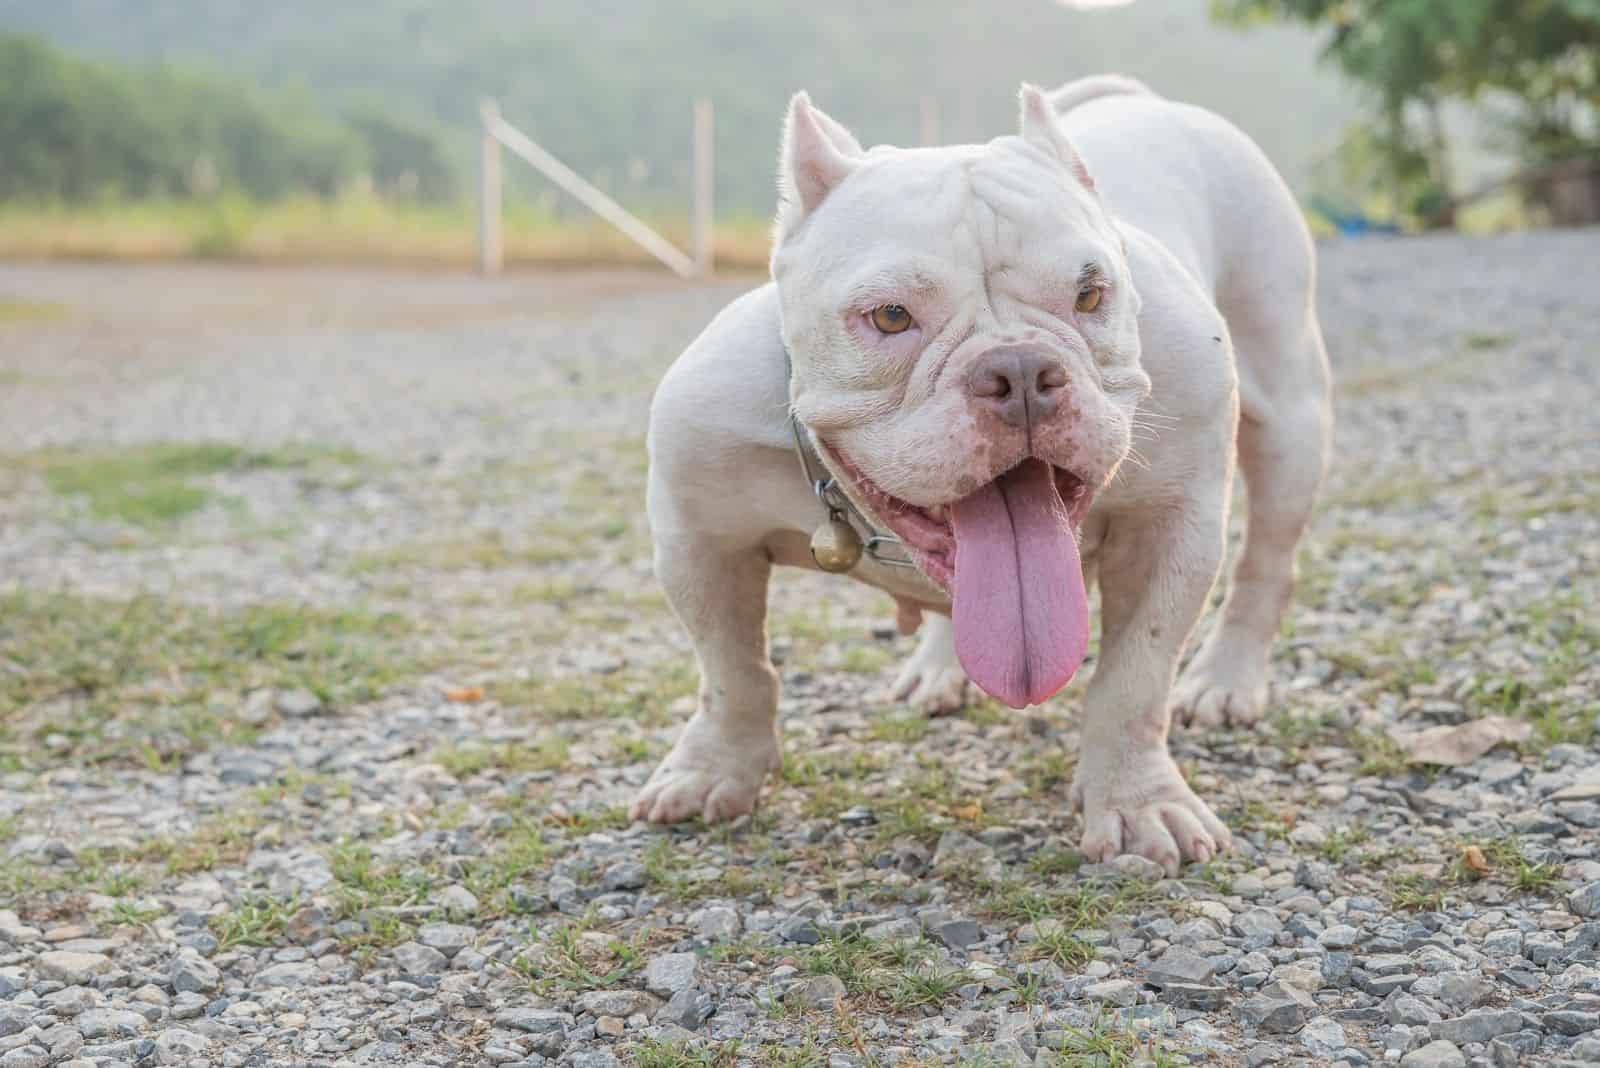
[1055,1017,1186,1068]
[0,590,416,767]
[0,194,774,269]
[432,736,571,777]
[799,931,970,1010]
[27,441,365,525]
[0,298,68,322]
[211,895,297,948]
[632,1039,741,1068]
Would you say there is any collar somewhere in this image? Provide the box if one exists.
[784,346,915,570]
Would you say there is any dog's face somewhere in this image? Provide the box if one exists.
[771,87,1151,708]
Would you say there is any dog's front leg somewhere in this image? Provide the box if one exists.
[1071,502,1232,875]
[631,535,780,824]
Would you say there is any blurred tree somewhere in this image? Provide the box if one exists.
[0,32,456,204]
[1215,0,1600,225]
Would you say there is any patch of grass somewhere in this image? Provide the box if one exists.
[0,591,417,767]
[491,664,695,724]
[800,931,969,1011]
[134,808,264,875]
[632,1039,741,1068]
[1450,838,1560,895]
[866,714,931,744]
[519,920,643,993]
[0,298,68,322]
[211,895,296,948]
[27,441,362,526]
[432,736,570,777]
[1056,1016,1185,1068]
[1318,825,1373,865]
[0,195,775,270]
[1387,871,1448,912]
[351,530,577,573]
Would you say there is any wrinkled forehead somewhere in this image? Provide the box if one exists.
[797,135,1110,279]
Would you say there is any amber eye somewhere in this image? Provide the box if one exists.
[1075,285,1102,313]
[869,304,914,334]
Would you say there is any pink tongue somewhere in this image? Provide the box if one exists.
[950,458,1089,709]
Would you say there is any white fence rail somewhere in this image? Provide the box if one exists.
[478,98,713,277]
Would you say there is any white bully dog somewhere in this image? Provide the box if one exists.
[633,75,1331,874]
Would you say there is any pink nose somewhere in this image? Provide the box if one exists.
[967,346,1068,429]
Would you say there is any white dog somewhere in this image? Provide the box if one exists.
[633,75,1331,874]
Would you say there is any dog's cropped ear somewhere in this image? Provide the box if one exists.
[778,92,863,227]
[1018,83,1095,193]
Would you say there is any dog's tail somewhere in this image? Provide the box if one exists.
[1047,74,1156,115]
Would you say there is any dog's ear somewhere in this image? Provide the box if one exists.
[1018,83,1095,193]
[778,92,863,228]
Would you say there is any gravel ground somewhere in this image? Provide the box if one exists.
[1,231,1598,1068]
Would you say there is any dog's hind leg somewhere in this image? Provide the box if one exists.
[1172,310,1332,728]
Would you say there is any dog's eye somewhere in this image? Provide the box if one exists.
[869,304,914,334]
[1075,286,1102,313]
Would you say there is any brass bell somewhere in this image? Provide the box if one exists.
[810,515,863,573]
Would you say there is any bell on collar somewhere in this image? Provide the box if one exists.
[810,515,863,573]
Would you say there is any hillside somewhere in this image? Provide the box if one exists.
[0,0,1357,214]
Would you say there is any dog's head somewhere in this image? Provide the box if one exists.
[771,86,1150,707]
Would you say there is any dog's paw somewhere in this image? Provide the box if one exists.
[888,657,970,715]
[631,715,780,825]
[1171,650,1269,729]
[1075,752,1231,876]
[887,616,971,715]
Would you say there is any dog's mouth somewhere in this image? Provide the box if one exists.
[826,449,1094,709]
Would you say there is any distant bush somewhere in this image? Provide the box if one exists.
[0,33,456,204]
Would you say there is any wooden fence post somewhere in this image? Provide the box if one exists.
[479,99,503,275]
[919,95,940,147]
[692,98,715,277]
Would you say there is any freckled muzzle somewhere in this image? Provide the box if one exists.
[966,344,1070,432]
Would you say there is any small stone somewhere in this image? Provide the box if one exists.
[1159,983,1227,1010]
[1318,924,1360,949]
[644,952,699,998]
[493,1008,572,1034]
[1301,1015,1346,1057]
[1428,1009,1523,1044]
[1233,909,1285,939]
[0,1048,49,1068]
[1147,945,1216,987]
[657,988,711,1030]
[570,1053,621,1068]
[1399,1039,1466,1068]
[1570,882,1600,918]
[34,951,111,984]
[1436,973,1493,1011]
[416,923,475,957]
[778,916,820,944]
[152,1028,209,1066]
[274,688,323,717]
[75,1008,146,1039]
[799,974,846,1008]
[254,961,316,988]
[394,942,448,976]
[169,954,220,994]
[601,862,646,891]
[934,919,981,949]
[1083,979,1137,1007]
[434,885,479,916]
[1546,1010,1600,1035]
[170,993,208,1019]
[574,990,661,1018]
[1236,983,1314,1034]
[595,1016,625,1037]
[689,906,741,942]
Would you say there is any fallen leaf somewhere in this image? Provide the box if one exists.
[948,802,983,823]
[1391,715,1533,766]
[1462,844,1491,876]
[445,686,485,703]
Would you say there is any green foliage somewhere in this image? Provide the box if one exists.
[1216,0,1600,222]
[0,32,455,204]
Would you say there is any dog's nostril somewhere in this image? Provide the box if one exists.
[1037,365,1067,393]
